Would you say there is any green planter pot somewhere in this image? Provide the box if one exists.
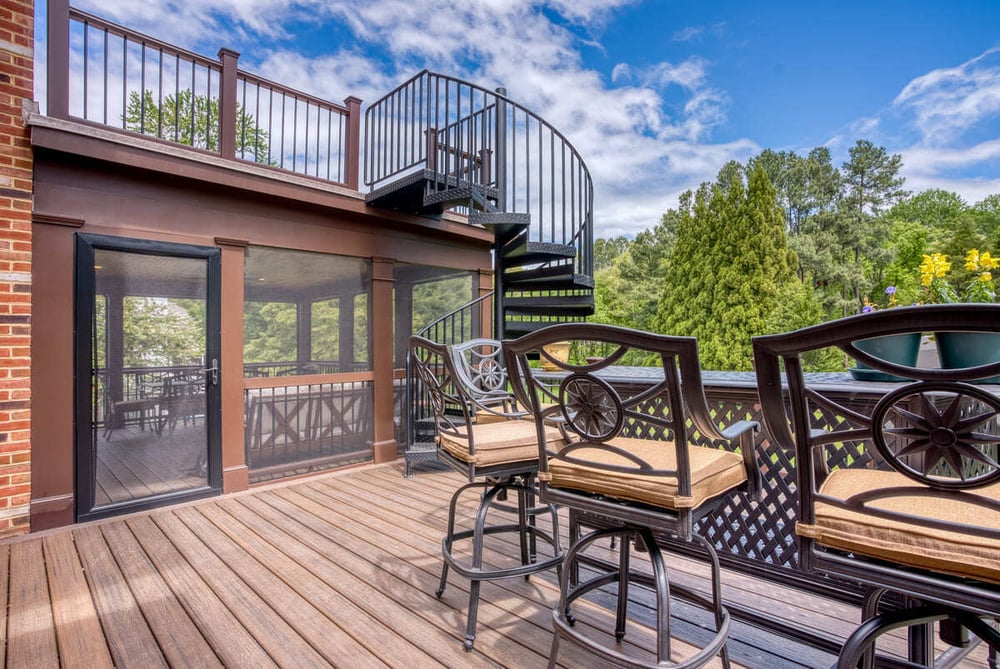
[935,331,1000,383]
[848,333,921,382]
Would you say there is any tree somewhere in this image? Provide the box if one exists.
[655,163,797,370]
[888,188,967,249]
[117,297,203,367]
[832,140,908,310]
[593,236,628,272]
[973,194,1000,248]
[125,89,272,163]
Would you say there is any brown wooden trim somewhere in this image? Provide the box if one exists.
[30,118,493,245]
[46,0,70,119]
[33,213,84,227]
[369,439,398,465]
[243,371,375,390]
[369,258,396,463]
[222,464,249,492]
[217,49,239,160]
[220,243,247,493]
[29,493,74,532]
[214,237,249,248]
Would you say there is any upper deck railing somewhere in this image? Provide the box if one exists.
[364,71,594,278]
[46,0,361,188]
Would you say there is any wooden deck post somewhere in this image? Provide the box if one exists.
[217,49,240,160]
[343,96,362,190]
[47,0,70,119]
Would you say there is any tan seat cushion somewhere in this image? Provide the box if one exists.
[548,436,747,510]
[797,468,1000,584]
[438,420,565,467]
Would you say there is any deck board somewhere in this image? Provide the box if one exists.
[41,533,114,669]
[7,541,59,668]
[0,461,991,668]
[125,515,277,667]
[99,521,222,668]
[151,510,335,668]
[74,525,167,668]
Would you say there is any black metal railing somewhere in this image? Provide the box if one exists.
[50,2,360,188]
[364,70,593,278]
[404,293,492,453]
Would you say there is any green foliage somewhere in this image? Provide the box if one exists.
[593,236,628,272]
[412,275,474,333]
[654,163,797,370]
[120,297,204,367]
[599,136,1000,373]
[311,299,341,360]
[243,301,297,363]
[124,89,272,163]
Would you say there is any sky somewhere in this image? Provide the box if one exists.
[36,0,1000,239]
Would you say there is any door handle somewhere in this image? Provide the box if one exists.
[205,359,219,386]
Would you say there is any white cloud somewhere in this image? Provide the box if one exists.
[612,58,709,90]
[893,47,1000,144]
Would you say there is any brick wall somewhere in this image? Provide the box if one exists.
[0,0,33,536]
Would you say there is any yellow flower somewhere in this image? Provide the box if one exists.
[965,249,980,271]
[982,252,999,271]
[920,253,951,279]
[982,272,993,283]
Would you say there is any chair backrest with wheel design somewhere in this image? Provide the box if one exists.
[753,304,1000,668]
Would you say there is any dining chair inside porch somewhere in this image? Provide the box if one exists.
[408,335,565,651]
[102,382,166,440]
[753,304,1000,669]
[503,323,761,669]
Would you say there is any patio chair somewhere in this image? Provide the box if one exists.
[753,304,1000,668]
[450,338,519,423]
[503,323,760,668]
[408,335,565,651]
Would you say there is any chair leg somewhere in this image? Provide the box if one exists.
[615,532,632,641]
[693,533,730,669]
[437,480,481,599]
[837,605,951,669]
[462,482,507,651]
[640,528,674,664]
[438,476,562,652]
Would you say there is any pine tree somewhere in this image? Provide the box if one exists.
[655,163,796,370]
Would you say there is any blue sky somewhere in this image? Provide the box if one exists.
[40,0,1000,238]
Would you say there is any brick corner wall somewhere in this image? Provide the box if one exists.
[0,0,34,536]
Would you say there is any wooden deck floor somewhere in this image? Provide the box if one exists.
[0,462,990,668]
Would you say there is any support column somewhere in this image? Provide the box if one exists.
[478,270,493,339]
[369,258,397,462]
[216,238,248,492]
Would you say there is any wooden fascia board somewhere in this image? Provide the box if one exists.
[28,114,494,246]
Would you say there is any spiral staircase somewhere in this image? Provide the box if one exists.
[363,71,595,339]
